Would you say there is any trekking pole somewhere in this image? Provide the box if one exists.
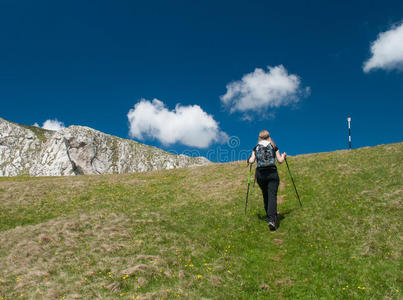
[245,162,253,215]
[284,157,302,207]
[253,165,256,187]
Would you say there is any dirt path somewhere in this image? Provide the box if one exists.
[278,180,285,204]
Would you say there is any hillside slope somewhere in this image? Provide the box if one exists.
[0,117,209,176]
[0,143,401,299]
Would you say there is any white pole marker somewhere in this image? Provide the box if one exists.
[347,117,351,150]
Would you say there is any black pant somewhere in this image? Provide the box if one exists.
[256,167,279,222]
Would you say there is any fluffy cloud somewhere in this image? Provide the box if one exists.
[363,22,403,72]
[127,99,228,148]
[220,65,309,116]
[33,119,65,131]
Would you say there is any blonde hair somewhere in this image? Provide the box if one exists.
[258,130,276,148]
[258,130,270,141]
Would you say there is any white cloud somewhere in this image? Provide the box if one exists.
[363,22,403,72]
[34,119,65,131]
[220,65,309,116]
[127,99,228,148]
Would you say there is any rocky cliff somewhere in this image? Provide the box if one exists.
[0,117,210,176]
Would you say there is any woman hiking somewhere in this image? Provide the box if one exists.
[248,130,286,231]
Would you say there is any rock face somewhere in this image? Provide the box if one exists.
[0,117,210,176]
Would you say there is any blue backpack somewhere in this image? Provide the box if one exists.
[255,143,276,167]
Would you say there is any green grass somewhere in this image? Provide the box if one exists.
[0,143,402,299]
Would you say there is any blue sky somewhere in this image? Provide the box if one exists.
[1,0,402,162]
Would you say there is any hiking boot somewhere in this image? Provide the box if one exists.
[268,220,276,231]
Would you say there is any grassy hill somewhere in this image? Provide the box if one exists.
[0,143,401,299]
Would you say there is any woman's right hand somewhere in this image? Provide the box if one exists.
[249,151,256,164]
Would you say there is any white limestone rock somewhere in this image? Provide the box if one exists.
[0,117,210,176]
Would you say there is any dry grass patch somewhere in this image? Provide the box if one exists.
[275,277,293,286]
[0,179,90,208]
[0,204,223,298]
[0,212,139,298]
